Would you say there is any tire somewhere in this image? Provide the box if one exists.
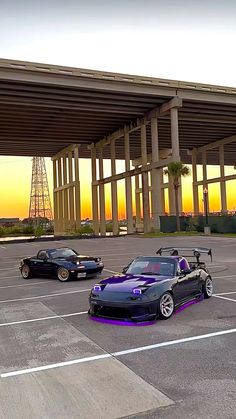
[158,292,174,320]
[21,264,31,279]
[203,277,213,299]
[57,267,70,282]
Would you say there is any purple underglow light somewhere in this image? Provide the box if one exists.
[89,297,203,327]
[90,317,155,327]
[175,296,204,314]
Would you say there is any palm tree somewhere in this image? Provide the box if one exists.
[164,161,191,231]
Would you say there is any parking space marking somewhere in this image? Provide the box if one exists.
[214,291,236,295]
[214,274,236,279]
[0,266,18,271]
[104,268,119,274]
[213,295,236,303]
[0,310,87,327]
[0,288,90,303]
[1,327,236,378]
[0,281,52,289]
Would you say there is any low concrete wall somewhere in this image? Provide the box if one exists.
[160,215,236,233]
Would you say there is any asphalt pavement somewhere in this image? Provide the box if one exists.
[0,235,235,419]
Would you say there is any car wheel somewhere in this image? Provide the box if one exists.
[21,264,31,279]
[203,277,213,298]
[57,267,70,282]
[158,292,174,320]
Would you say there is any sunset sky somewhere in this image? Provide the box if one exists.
[1,0,236,219]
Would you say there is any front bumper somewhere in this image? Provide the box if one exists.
[89,298,157,322]
[71,265,103,279]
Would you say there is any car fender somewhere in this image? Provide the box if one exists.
[146,279,176,302]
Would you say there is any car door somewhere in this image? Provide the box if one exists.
[33,251,54,276]
[174,264,200,302]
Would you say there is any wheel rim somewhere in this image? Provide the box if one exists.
[22,265,29,278]
[58,268,69,281]
[206,278,213,296]
[160,294,174,317]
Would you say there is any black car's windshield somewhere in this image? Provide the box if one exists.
[127,257,175,276]
[49,248,78,259]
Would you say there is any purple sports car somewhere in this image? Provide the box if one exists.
[89,247,213,322]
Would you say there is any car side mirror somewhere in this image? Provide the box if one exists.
[122,266,128,274]
[181,268,192,275]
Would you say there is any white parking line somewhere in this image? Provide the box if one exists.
[214,291,236,295]
[214,274,236,279]
[0,288,90,303]
[0,267,18,271]
[0,281,52,290]
[0,310,87,327]
[1,327,236,378]
[104,268,119,274]
[213,295,236,303]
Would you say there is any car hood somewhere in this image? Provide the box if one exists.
[99,274,169,292]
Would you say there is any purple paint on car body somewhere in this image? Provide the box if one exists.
[99,274,168,292]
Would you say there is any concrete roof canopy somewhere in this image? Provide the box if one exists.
[1,58,236,164]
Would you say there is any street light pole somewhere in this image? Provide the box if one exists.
[203,187,208,226]
[203,187,211,235]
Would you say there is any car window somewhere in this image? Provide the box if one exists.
[127,258,175,276]
[48,248,77,259]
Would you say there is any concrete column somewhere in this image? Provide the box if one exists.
[68,151,75,230]
[219,145,227,213]
[124,131,134,234]
[150,117,162,231]
[110,139,119,235]
[99,148,106,236]
[91,147,99,235]
[74,147,81,229]
[141,124,151,233]
[62,155,69,232]
[160,171,165,215]
[53,159,59,234]
[57,157,64,234]
[135,172,142,231]
[192,149,199,215]
[171,107,180,160]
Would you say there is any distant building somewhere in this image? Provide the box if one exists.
[0,218,20,226]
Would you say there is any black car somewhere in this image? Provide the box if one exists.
[89,247,213,321]
[20,247,104,282]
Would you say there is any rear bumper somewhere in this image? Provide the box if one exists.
[89,299,157,322]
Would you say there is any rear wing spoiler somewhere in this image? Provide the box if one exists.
[156,247,212,262]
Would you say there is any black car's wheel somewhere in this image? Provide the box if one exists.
[21,264,31,279]
[158,292,174,320]
[57,267,70,282]
[203,277,213,298]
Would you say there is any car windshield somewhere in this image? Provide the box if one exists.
[49,248,78,259]
[127,257,175,276]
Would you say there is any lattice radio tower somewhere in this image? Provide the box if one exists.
[29,157,53,220]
